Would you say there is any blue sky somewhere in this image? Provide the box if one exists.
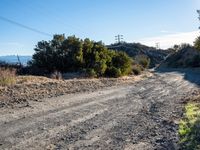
[0,0,199,55]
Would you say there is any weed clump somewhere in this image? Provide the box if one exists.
[0,68,16,86]
[50,71,62,80]
[132,65,142,75]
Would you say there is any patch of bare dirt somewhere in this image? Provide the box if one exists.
[0,72,151,108]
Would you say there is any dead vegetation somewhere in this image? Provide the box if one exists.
[0,72,151,108]
[0,68,16,86]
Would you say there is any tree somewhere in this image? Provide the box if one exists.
[31,35,67,72]
[194,36,200,51]
[30,34,133,77]
[198,10,200,29]
[82,38,94,68]
[173,44,180,52]
[194,10,200,51]
[61,36,83,69]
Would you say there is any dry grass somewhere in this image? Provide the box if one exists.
[0,68,16,86]
[16,76,49,84]
[50,71,63,80]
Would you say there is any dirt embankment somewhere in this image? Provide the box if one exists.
[0,73,151,108]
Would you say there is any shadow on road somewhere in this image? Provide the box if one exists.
[155,68,200,87]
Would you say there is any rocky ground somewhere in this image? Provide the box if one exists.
[0,73,150,108]
[0,70,199,150]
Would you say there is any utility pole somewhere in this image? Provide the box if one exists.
[198,10,200,29]
[115,35,123,44]
[155,42,160,49]
[17,54,22,67]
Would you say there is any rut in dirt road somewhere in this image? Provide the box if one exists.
[0,71,199,150]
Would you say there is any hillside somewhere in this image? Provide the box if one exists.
[107,43,172,68]
[159,45,200,68]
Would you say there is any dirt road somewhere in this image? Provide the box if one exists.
[0,71,199,150]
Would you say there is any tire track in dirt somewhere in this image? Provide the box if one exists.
[0,71,199,150]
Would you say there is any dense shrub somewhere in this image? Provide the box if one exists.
[86,68,97,78]
[0,61,22,72]
[192,55,200,67]
[30,35,133,77]
[111,52,132,76]
[135,55,150,69]
[0,68,16,86]
[185,55,200,67]
[107,42,170,68]
[105,67,122,78]
[164,45,200,68]
[194,36,200,51]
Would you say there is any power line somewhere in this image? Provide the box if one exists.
[155,42,160,49]
[198,10,200,29]
[0,15,52,37]
[16,0,88,36]
[115,35,123,44]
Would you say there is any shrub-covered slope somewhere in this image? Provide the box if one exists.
[107,43,171,68]
[160,45,200,68]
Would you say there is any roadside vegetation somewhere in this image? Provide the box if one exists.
[194,36,200,51]
[134,55,150,69]
[179,10,200,150]
[163,10,200,69]
[108,42,169,68]
[28,35,134,78]
[0,67,16,86]
[28,35,151,78]
[0,35,151,88]
[179,101,200,149]
[163,44,200,68]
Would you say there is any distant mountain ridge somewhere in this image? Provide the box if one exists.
[107,43,172,68]
[0,55,32,65]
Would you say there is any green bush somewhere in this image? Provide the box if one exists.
[185,55,200,67]
[0,68,16,86]
[86,68,97,78]
[111,52,132,76]
[192,55,200,67]
[179,103,200,150]
[106,67,122,78]
[135,55,150,69]
[165,45,200,68]
[30,35,133,78]
[194,36,200,51]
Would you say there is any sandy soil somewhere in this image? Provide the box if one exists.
[0,71,199,149]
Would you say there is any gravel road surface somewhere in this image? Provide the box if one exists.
[0,71,199,150]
